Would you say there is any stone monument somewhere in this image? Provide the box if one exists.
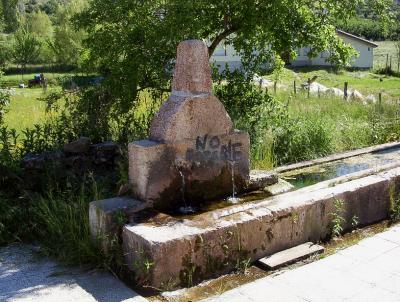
[129,40,250,211]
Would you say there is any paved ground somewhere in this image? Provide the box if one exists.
[2,226,400,302]
[0,244,146,302]
[203,224,400,302]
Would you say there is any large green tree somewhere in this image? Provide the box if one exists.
[48,0,85,67]
[76,1,390,98]
[1,0,19,33]
[12,28,42,77]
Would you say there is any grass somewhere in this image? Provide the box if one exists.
[265,67,400,98]
[374,41,400,71]
[4,88,49,132]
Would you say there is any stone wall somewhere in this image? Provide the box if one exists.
[21,138,122,191]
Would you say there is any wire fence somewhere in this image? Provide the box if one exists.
[374,53,400,71]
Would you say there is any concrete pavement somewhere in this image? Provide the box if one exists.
[203,224,400,302]
[0,244,147,302]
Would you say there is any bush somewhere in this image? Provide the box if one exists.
[214,70,334,167]
[0,195,32,245]
[0,72,10,124]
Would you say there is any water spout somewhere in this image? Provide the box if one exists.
[227,160,241,204]
[178,170,195,214]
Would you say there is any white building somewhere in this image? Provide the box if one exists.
[210,30,378,70]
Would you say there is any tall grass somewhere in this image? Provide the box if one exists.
[32,189,101,266]
[251,91,400,168]
[0,171,120,271]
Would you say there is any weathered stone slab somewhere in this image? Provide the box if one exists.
[123,166,400,288]
[257,242,324,269]
[89,197,148,250]
[247,170,278,191]
[64,137,91,154]
[264,178,294,195]
[149,94,233,143]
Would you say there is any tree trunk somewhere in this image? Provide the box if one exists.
[208,27,237,57]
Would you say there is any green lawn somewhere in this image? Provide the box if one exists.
[4,88,49,132]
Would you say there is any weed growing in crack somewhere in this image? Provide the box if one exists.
[330,198,345,238]
[389,184,400,222]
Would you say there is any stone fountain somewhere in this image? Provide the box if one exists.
[129,40,250,212]
[89,40,400,291]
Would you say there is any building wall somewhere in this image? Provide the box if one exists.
[338,35,375,68]
[210,35,375,70]
[211,42,243,71]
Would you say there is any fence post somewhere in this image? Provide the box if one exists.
[318,87,321,98]
[379,93,382,112]
[293,80,296,95]
[344,82,348,100]
[307,78,310,98]
[390,56,392,70]
[274,81,277,94]
[386,54,389,69]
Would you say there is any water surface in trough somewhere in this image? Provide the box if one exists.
[282,146,400,189]
[167,146,400,218]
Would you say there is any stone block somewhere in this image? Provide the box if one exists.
[248,170,278,191]
[149,94,233,143]
[89,197,148,251]
[129,131,250,211]
[264,179,295,195]
[257,242,324,269]
[63,137,91,154]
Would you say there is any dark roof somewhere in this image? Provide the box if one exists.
[337,30,378,48]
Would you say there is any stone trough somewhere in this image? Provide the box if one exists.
[89,39,400,290]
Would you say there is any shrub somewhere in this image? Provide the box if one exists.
[0,72,10,124]
[214,71,334,166]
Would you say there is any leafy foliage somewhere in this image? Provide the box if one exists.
[12,28,42,72]
[330,198,345,238]
[0,72,10,123]
[75,0,391,116]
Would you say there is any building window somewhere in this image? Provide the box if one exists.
[368,47,371,51]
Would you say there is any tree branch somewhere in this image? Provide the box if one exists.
[208,27,237,57]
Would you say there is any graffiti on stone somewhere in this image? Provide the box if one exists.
[186,134,242,163]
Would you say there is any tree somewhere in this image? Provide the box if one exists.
[48,0,85,67]
[26,10,53,39]
[1,0,19,33]
[12,28,42,78]
[76,0,390,110]
[25,11,54,63]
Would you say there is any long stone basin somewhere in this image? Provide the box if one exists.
[121,142,400,289]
